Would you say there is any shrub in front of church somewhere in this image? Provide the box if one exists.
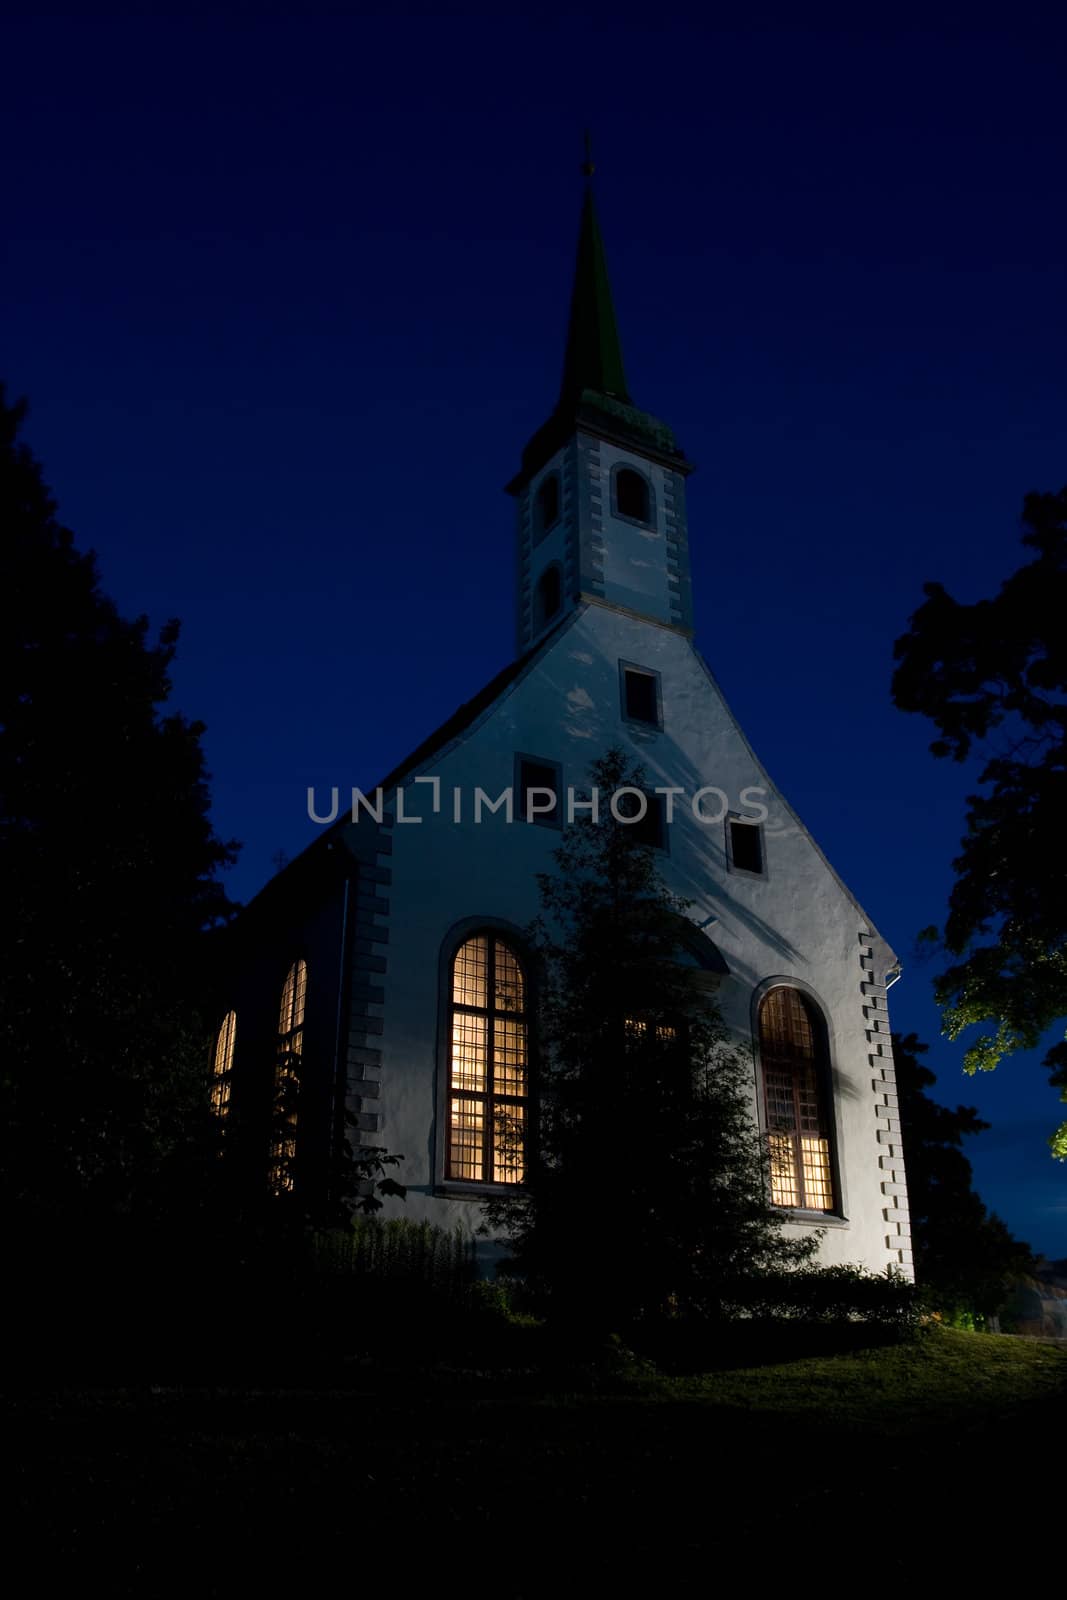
[732,1262,919,1328]
[313,1215,476,1295]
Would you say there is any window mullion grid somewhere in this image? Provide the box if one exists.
[790,1068,807,1209]
[449,936,528,1186]
[450,1004,484,1183]
[764,1048,801,1210]
[490,940,528,1183]
[485,939,498,1183]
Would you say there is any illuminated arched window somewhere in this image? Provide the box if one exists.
[758,986,836,1212]
[270,959,306,1193]
[211,1010,236,1118]
[447,934,528,1185]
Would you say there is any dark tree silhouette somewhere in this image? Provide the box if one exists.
[0,387,238,1237]
[485,749,814,1332]
[892,487,1067,1154]
[895,1032,1034,1318]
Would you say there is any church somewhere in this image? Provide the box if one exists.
[213,178,913,1280]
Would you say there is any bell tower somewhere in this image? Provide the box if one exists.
[508,158,695,654]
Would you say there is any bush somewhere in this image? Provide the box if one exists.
[617,1264,921,1372]
[730,1263,920,1329]
[311,1217,476,1297]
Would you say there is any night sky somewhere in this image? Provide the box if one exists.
[5,6,1066,1255]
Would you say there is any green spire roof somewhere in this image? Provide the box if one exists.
[558,186,631,406]
[505,170,691,494]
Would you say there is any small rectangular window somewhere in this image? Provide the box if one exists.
[516,755,561,826]
[728,816,764,875]
[622,665,661,727]
[616,789,667,850]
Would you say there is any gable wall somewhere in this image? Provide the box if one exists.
[353,603,911,1277]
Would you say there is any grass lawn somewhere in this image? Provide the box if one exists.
[7,1326,1064,1590]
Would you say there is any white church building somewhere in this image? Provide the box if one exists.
[215,181,912,1280]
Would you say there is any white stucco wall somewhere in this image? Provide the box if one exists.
[360,601,910,1279]
[595,442,673,618]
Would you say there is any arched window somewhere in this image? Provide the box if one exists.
[615,466,651,523]
[447,933,528,1185]
[211,1010,236,1118]
[535,472,561,536]
[270,959,306,1193]
[758,987,835,1211]
[535,563,562,630]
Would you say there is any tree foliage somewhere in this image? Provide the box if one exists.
[0,386,238,1233]
[485,749,814,1332]
[892,487,1067,1154]
[894,1032,1035,1317]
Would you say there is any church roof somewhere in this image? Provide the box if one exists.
[371,646,538,797]
[238,637,550,919]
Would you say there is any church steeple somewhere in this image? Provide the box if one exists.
[509,159,695,655]
[558,184,631,408]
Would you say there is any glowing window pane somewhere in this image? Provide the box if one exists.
[211,1009,236,1117]
[761,986,814,1061]
[759,988,835,1212]
[801,1136,833,1210]
[494,942,525,1013]
[449,1098,485,1182]
[493,1105,526,1184]
[447,935,529,1186]
[625,1016,677,1044]
[278,958,307,1035]
[453,936,488,1008]
[451,1013,488,1092]
[271,961,307,1194]
[494,1016,527,1096]
[769,1131,799,1207]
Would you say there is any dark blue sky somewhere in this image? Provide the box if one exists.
[5,6,1067,1254]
